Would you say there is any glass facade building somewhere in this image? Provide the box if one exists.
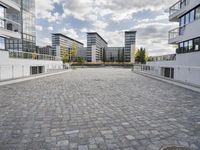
[6,0,36,52]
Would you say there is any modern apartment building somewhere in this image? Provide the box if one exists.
[145,0,200,86]
[106,47,124,62]
[125,31,136,62]
[52,33,84,58]
[36,45,54,56]
[87,32,108,62]
[0,0,62,80]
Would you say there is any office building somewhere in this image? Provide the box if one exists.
[144,0,200,86]
[106,47,124,62]
[125,31,136,62]
[37,46,54,56]
[52,33,84,58]
[87,32,108,62]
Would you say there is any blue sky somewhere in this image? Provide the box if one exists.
[35,0,177,56]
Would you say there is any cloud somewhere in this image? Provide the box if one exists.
[62,28,79,39]
[36,0,178,55]
[36,25,43,31]
[48,26,54,31]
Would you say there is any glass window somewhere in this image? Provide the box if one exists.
[180,16,185,26]
[0,37,5,50]
[194,38,200,51]
[188,40,193,52]
[196,7,200,20]
[185,13,190,24]
[184,41,188,52]
[179,42,184,53]
[0,6,5,18]
[190,10,195,22]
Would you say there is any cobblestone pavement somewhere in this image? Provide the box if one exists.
[0,68,200,150]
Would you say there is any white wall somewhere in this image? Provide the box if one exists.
[91,45,96,62]
[0,51,63,80]
[146,51,200,86]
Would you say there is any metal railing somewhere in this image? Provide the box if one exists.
[168,26,185,41]
[9,50,61,61]
[169,0,187,16]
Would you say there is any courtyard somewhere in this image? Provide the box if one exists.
[0,68,200,150]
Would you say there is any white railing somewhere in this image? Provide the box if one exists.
[9,50,61,61]
[169,0,187,16]
[168,26,185,42]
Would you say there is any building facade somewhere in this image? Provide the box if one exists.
[36,46,54,56]
[52,33,84,59]
[144,0,200,86]
[106,47,124,62]
[0,0,62,80]
[87,32,108,62]
[125,31,136,62]
[1,0,36,52]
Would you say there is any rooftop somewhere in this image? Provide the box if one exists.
[52,33,84,45]
[87,32,108,44]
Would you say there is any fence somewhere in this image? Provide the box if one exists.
[9,50,61,61]
[132,64,200,87]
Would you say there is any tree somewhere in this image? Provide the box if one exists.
[77,57,85,65]
[70,42,78,62]
[117,50,121,63]
[135,47,148,64]
[102,48,106,63]
[62,52,69,64]
[121,48,125,63]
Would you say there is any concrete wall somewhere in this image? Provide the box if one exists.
[0,51,63,80]
[146,51,200,86]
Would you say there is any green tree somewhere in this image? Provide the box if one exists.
[70,42,78,62]
[135,47,148,64]
[117,50,121,63]
[121,48,125,63]
[102,48,106,63]
[62,52,69,64]
[77,57,85,65]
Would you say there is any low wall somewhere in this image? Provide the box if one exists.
[0,51,63,81]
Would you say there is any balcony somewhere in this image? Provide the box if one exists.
[0,0,21,11]
[168,26,185,44]
[0,17,21,39]
[9,50,61,61]
[169,0,187,22]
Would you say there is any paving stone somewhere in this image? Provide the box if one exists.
[0,68,200,149]
[125,135,135,140]
[57,140,69,146]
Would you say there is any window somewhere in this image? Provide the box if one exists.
[0,37,5,50]
[179,42,184,53]
[184,41,188,52]
[185,13,190,24]
[196,7,200,20]
[180,16,185,26]
[0,5,5,18]
[188,40,193,52]
[194,38,200,51]
[190,10,195,22]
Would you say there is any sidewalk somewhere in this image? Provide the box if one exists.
[0,69,72,86]
[133,71,200,93]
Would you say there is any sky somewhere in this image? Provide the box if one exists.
[35,0,178,56]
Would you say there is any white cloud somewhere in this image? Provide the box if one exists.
[36,25,43,31]
[92,20,108,29]
[62,28,79,39]
[48,26,54,31]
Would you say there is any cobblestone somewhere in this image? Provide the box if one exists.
[0,68,200,150]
